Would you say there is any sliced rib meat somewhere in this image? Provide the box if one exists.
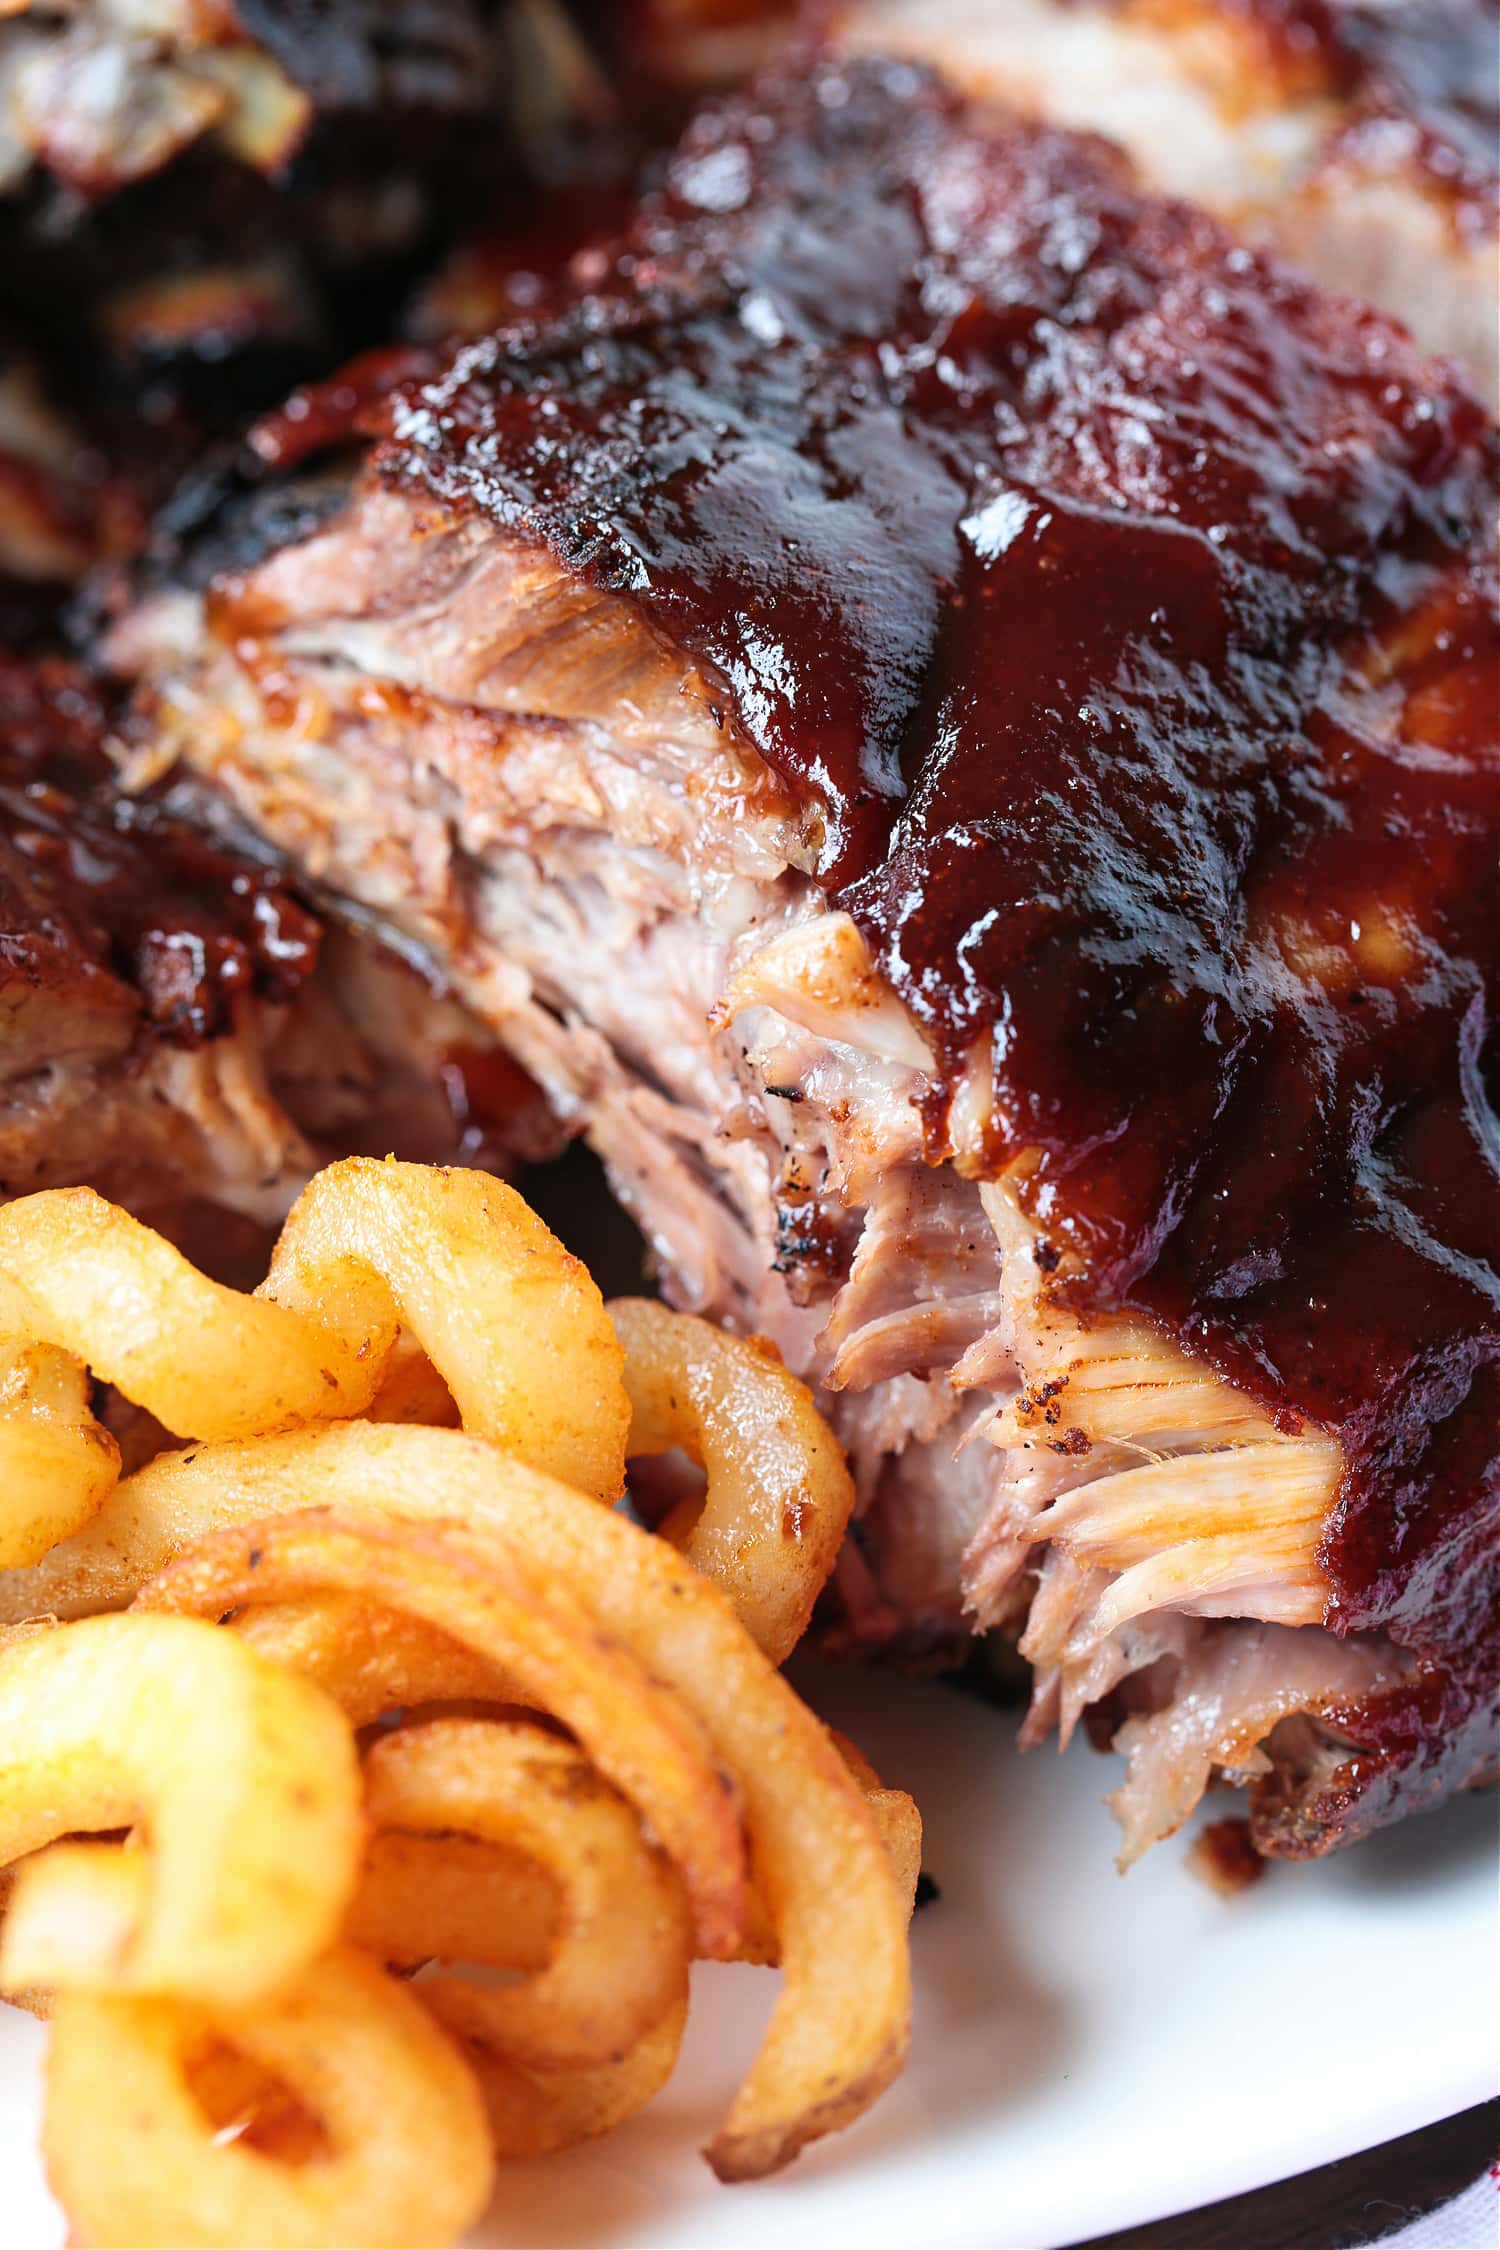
[105,58,1500,1860]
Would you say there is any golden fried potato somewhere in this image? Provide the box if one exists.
[137,1506,747,1963]
[0,1152,920,2240]
[610,1298,856,1663]
[829,1730,924,1909]
[264,1159,628,1499]
[364,1327,461,1427]
[0,1189,385,1438]
[43,1947,494,2249]
[185,2033,321,2162]
[350,1717,691,2158]
[449,1992,688,2162]
[868,1788,924,1915]
[359,1717,691,2072]
[115,1421,911,2178]
[0,1841,148,1995]
[0,1340,119,1567]
[733,1733,923,1968]
[229,1592,519,1726]
[0,1612,360,2007]
[349,1830,558,1972]
[0,1159,627,1580]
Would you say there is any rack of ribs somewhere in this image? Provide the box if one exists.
[103,55,1499,1863]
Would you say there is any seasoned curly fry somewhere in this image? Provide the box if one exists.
[443,1991,689,2162]
[0,1612,360,2006]
[137,1507,747,1963]
[0,1188,386,1437]
[0,1841,150,1999]
[611,1298,856,1662]
[0,1157,920,2238]
[43,1947,494,2250]
[230,1593,520,1725]
[264,1160,628,1500]
[829,1732,924,1919]
[0,1192,384,1557]
[0,1158,629,1567]
[364,1328,461,1427]
[358,1717,691,2072]
[0,1340,119,1567]
[732,1731,923,1968]
[349,1714,693,2155]
[118,1422,911,2179]
[349,1831,558,1972]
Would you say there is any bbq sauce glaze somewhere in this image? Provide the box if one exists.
[0,655,319,1040]
[381,59,1500,1802]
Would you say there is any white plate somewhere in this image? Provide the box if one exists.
[2,1657,1492,2250]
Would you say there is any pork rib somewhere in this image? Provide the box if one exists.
[107,57,1500,1860]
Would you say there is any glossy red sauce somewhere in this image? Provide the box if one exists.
[0,656,319,1040]
[378,61,1499,1786]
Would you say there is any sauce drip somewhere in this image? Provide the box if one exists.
[381,63,1499,1744]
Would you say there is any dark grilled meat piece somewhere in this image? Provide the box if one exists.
[0,333,170,649]
[0,1,507,202]
[0,2,538,444]
[0,651,541,1226]
[105,57,1499,1863]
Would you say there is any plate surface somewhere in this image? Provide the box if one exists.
[1,1657,1492,2249]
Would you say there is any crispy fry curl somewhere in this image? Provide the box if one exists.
[352,1753,691,2159]
[0,1341,120,1567]
[348,1716,695,2157]
[129,1463,913,2177]
[610,1298,857,1663]
[0,1161,921,2245]
[44,1948,494,2250]
[0,1158,628,1563]
[262,1160,628,1500]
[143,1506,747,1963]
[357,1717,692,2071]
[0,1612,361,2007]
